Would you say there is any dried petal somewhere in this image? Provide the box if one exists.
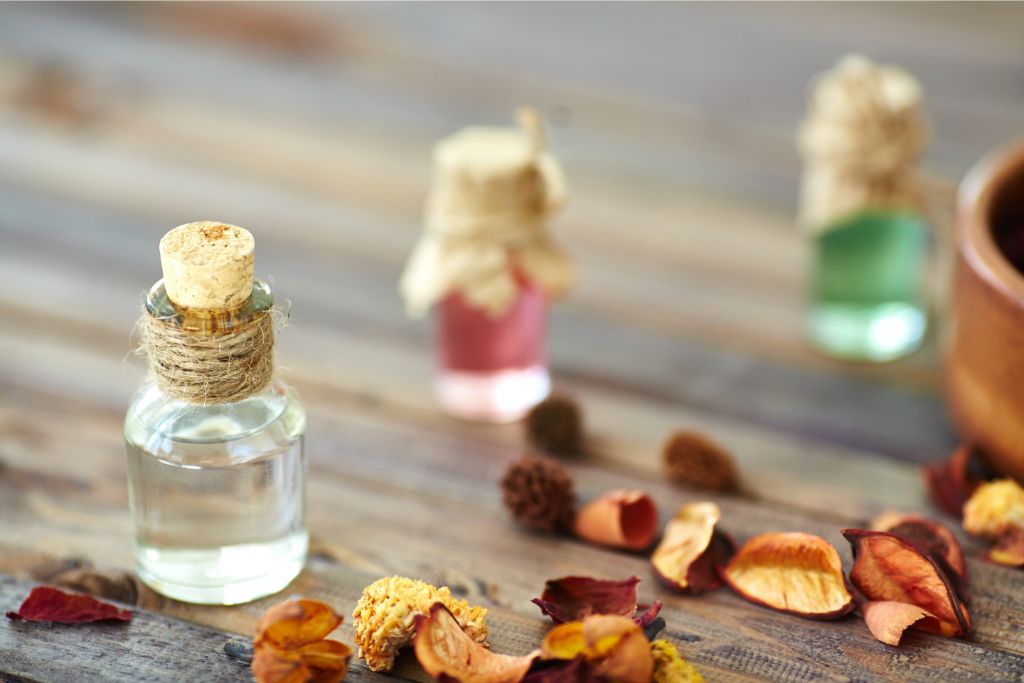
[963,479,1024,538]
[721,532,854,619]
[923,444,993,517]
[252,598,351,683]
[541,615,653,683]
[255,599,343,650]
[843,529,970,637]
[6,585,131,623]
[990,526,1024,567]
[651,502,734,593]
[522,657,603,683]
[414,603,537,683]
[870,512,969,600]
[574,489,658,551]
[532,576,661,626]
[353,576,488,672]
[861,601,940,647]
[650,640,704,683]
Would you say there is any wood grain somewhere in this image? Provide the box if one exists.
[1,3,1023,682]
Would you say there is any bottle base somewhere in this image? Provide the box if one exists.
[806,301,926,362]
[135,531,308,605]
[435,365,551,423]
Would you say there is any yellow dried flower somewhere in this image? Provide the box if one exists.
[963,479,1024,538]
[650,640,704,683]
[352,576,488,672]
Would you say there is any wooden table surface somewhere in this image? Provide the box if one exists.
[2,3,1024,682]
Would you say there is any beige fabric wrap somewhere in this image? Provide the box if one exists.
[798,55,929,234]
[400,110,574,318]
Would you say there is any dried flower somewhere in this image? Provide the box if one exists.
[353,576,488,672]
[662,431,738,493]
[721,532,854,619]
[541,615,653,683]
[860,600,940,647]
[414,603,537,683]
[531,575,661,626]
[923,444,994,517]
[843,529,970,638]
[252,598,351,683]
[6,585,131,623]
[526,393,583,456]
[963,478,1024,538]
[651,502,735,593]
[650,640,704,683]
[501,455,577,532]
[574,489,658,551]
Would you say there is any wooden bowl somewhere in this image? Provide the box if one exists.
[948,141,1024,481]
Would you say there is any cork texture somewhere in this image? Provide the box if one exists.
[159,221,255,310]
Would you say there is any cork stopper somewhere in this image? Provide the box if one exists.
[430,107,562,218]
[159,221,255,310]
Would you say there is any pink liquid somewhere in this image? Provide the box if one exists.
[435,282,550,422]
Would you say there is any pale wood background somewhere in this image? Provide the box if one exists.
[1,3,1024,682]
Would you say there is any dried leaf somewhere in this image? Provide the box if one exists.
[721,532,854,619]
[252,598,351,683]
[870,512,969,601]
[532,576,661,626]
[861,600,940,647]
[414,603,537,683]
[6,585,131,623]
[541,615,653,683]
[574,489,658,551]
[843,529,971,637]
[651,502,734,593]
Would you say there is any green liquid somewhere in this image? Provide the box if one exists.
[807,210,928,362]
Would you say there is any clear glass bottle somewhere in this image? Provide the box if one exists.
[806,209,928,361]
[125,279,307,605]
[435,276,550,423]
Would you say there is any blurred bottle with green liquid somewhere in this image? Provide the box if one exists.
[799,56,930,362]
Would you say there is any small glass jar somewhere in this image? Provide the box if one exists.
[124,280,307,605]
[435,277,550,422]
[805,209,929,361]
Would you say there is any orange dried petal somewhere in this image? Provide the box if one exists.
[843,529,970,637]
[252,646,308,683]
[541,615,652,683]
[870,512,969,601]
[990,526,1024,567]
[255,599,343,650]
[651,502,734,593]
[574,489,658,551]
[414,603,537,683]
[963,479,1024,538]
[722,532,854,619]
[861,600,939,647]
[298,640,352,683]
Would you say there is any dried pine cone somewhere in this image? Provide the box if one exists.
[526,393,583,455]
[352,576,488,672]
[500,454,577,532]
[662,430,738,493]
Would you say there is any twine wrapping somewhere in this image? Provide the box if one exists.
[140,310,274,404]
[400,108,574,318]
[798,55,929,235]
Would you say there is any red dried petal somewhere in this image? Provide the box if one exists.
[861,601,940,647]
[414,603,538,683]
[6,586,131,623]
[532,576,640,623]
[843,529,971,637]
[523,657,604,683]
[923,444,992,518]
[870,512,969,602]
